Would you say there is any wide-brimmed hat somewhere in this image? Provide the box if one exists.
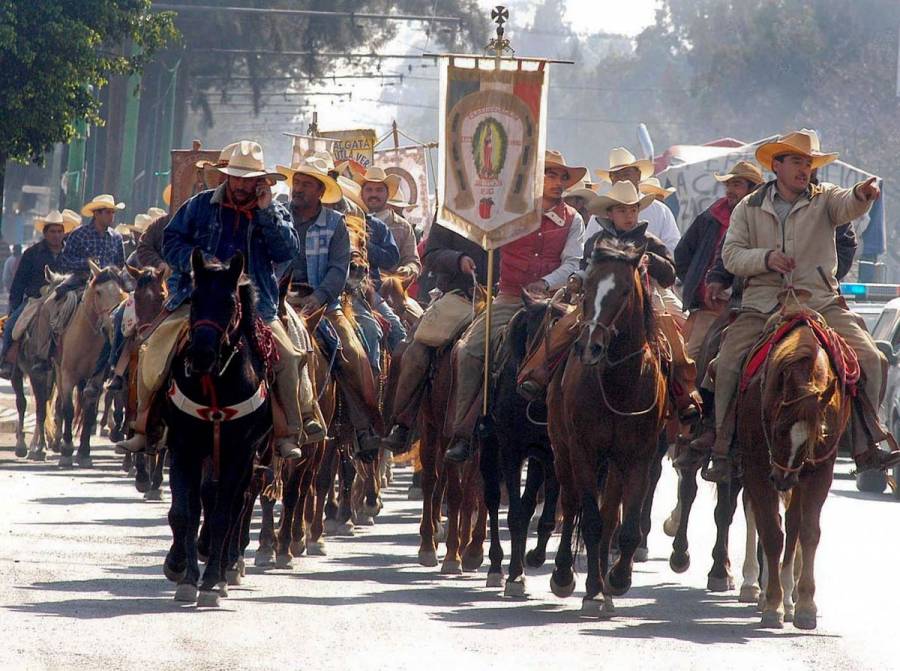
[355,166,401,200]
[714,160,765,185]
[587,180,655,217]
[755,129,838,172]
[387,195,414,210]
[217,141,285,182]
[81,194,125,217]
[563,178,599,202]
[147,207,167,220]
[277,156,343,204]
[114,224,134,236]
[337,176,369,213]
[132,213,153,234]
[35,209,80,234]
[336,159,367,181]
[195,142,239,171]
[545,150,587,190]
[639,177,676,199]
[595,147,654,183]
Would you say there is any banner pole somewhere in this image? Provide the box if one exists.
[482,247,494,415]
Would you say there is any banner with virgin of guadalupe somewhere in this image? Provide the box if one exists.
[438,57,549,249]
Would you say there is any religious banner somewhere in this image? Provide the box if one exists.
[320,128,377,169]
[438,57,549,249]
[284,133,335,166]
[169,141,221,214]
[374,144,432,232]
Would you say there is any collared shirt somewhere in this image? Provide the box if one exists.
[58,221,126,273]
[540,207,585,289]
[290,205,351,307]
[772,190,798,226]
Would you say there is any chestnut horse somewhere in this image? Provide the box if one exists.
[547,238,667,615]
[738,314,851,629]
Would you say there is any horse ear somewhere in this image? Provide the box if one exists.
[190,248,205,276]
[44,265,53,282]
[125,264,142,280]
[88,259,102,278]
[228,251,244,285]
[819,376,838,405]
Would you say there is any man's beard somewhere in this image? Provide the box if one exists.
[365,196,386,211]
[230,187,254,205]
[292,192,311,210]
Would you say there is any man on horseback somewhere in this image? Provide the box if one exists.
[115,141,316,460]
[702,129,900,483]
[442,150,587,463]
[0,209,78,379]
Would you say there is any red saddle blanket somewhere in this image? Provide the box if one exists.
[739,313,860,395]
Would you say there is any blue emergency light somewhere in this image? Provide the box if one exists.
[840,283,900,301]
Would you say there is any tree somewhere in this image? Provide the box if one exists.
[0,0,177,230]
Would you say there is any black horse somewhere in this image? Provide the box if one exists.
[481,292,561,596]
[163,250,272,607]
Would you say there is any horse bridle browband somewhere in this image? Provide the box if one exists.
[187,296,243,377]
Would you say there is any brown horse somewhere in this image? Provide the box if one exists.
[738,314,851,629]
[547,238,667,615]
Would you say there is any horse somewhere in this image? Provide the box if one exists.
[54,260,127,468]
[162,250,272,607]
[738,313,851,629]
[481,292,561,595]
[547,238,667,615]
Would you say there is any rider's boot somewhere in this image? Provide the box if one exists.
[850,402,900,472]
[701,396,736,485]
[382,423,411,454]
[444,437,475,463]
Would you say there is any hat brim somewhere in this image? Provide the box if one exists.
[387,197,414,209]
[546,164,587,190]
[713,172,764,185]
[277,165,343,204]
[564,187,600,201]
[639,184,676,198]
[596,159,654,183]
[34,218,73,234]
[587,192,655,217]
[755,143,838,172]
[217,165,286,183]
[81,201,126,217]
[357,174,402,201]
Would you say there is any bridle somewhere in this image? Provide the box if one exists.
[186,294,243,378]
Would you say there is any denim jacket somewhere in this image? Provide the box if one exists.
[163,184,299,321]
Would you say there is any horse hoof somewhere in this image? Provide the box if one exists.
[27,450,46,462]
[197,590,220,608]
[225,569,242,586]
[407,486,423,501]
[306,541,326,556]
[550,573,576,598]
[662,516,678,538]
[634,546,649,563]
[164,562,186,583]
[217,582,228,597]
[354,514,375,527]
[198,552,209,564]
[784,607,794,623]
[739,585,761,603]
[606,569,632,597]
[418,550,438,567]
[461,552,484,572]
[504,577,527,599]
[793,608,817,630]
[237,556,246,577]
[144,489,163,501]
[581,596,608,617]
[58,455,74,468]
[707,575,735,592]
[135,478,151,494]
[760,610,784,629]
[323,518,340,535]
[440,559,462,575]
[485,572,504,588]
[121,455,132,472]
[75,454,93,468]
[174,583,198,603]
[15,444,27,458]
[669,551,690,574]
[275,554,293,569]
[100,427,109,438]
[290,541,306,557]
[254,549,275,567]
[524,548,546,568]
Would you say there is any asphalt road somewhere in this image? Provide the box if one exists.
[1,424,898,671]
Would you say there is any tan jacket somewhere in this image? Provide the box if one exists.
[376,208,421,279]
[722,180,871,313]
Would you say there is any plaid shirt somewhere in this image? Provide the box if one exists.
[58,222,126,273]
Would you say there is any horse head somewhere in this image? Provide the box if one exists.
[187,248,244,375]
[126,264,168,326]
[86,259,128,315]
[762,325,844,491]
[575,238,650,367]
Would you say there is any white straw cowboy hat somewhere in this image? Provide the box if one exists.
[639,177,676,199]
[34,209,80,234]
[595,147,654,183]
[114,224,133,236]
[387,195,414,209]
[587,180,655,217]
[355,166,402,200]
[147,207,167,220]
[217,141,285,182]
[755,129,838,172]
[195,142,239,170]
[563,178,599,202]
[545,150,587,190]
[713,160,765,185]
[81,194,125,217]
[277,156,343,204]
[337,176,369,213]
[131,213,153,234]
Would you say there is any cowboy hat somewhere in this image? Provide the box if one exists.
[217,141,285,182]
[34,209,80,234]
[147,207,167,220]
[81,194,125,217]
[195,142,239,170]
[336,159,367,181]
[132,213,153,234]
[337,176,368,214]
[755,129,838,172]
[276,156,343,204]
[114,224,134,236]
[587,180,655,217]
[355,166,402,200]
[387,195,414,210]
[639,177,676,200]
[713,160,765,185]
[595,147,654,183]
[545,150,587,190]
[563,178,599,202]
[162,184,172,206]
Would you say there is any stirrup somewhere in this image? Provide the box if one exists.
[444,438,473,464]
[701,455,731,484]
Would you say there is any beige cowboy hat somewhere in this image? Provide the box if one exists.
[337,176,369,214]
[34,209,80,234]
[336,159,367,181]
[195,142,238,171]
[132,213,153,234]
[355,166,402,200]
[81,194,125,217]
[217,140,285,182]
[545,150,587,190]
[311,151,336,173]
[563,178,600,202]
[713,160,765,185]
[387,195,414,210]
[639,177,676,200]
[277,155,343,204]
[147,207,167,220]
[755,129,838,172]
[587,180,655,217]
[114,224,134,236]
[595,147,655,183]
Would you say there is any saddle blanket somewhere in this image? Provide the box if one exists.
[740,312,860,394]
[11,296,43,341]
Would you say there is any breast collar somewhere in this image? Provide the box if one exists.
[167,377,267,422]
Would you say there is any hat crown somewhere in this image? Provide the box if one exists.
[545,149,569,166]
[362,166,389,182]
[147,207,166,219]
[607,180,642,202]
[224,141,266,171]
[777,129,821,154]
[608,147,640,170]
[61,209,82,225]
[42,209,64,224]
[310,151,336,171]
[642,177,663,189]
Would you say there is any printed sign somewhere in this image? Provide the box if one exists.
[320,128,377,168]
[374,144,432,232]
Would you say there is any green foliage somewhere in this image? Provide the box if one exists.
[0,0,178,164]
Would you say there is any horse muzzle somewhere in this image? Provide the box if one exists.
[770,469,799,492]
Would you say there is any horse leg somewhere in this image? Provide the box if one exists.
[503,456,527,596]
[148,447,167,499]
[746,480,786,628]
[461,472,487,572]
[57,375,75,467]
[166,448,201,602]
[780,493,802,624]
[637,433,668,562]
[223,465,255,586]
[794,477,827,630]
[197,461,216,563]
[440,463,463,575]
[550,483,578,598]
[76,374,103,466]
[608,459,648,598]
[337,446,355,528]
[663,469,683,537]
[480,435,504,586]
[739,491,761,603]
[670,456,700,573]
[12,370,28,458]
[707,475,742,591]
[319,442,339,533]
[517,458,546,572]
[134,453,151,493]
[275,465,301,568]
[529,460,559,568]
[256,469,276,567]
[580,487,606,615]
[417,421,439,567]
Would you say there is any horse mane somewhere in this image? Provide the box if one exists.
[505,306,534,364]
[588,238,657,341]
[238,279,258,331]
